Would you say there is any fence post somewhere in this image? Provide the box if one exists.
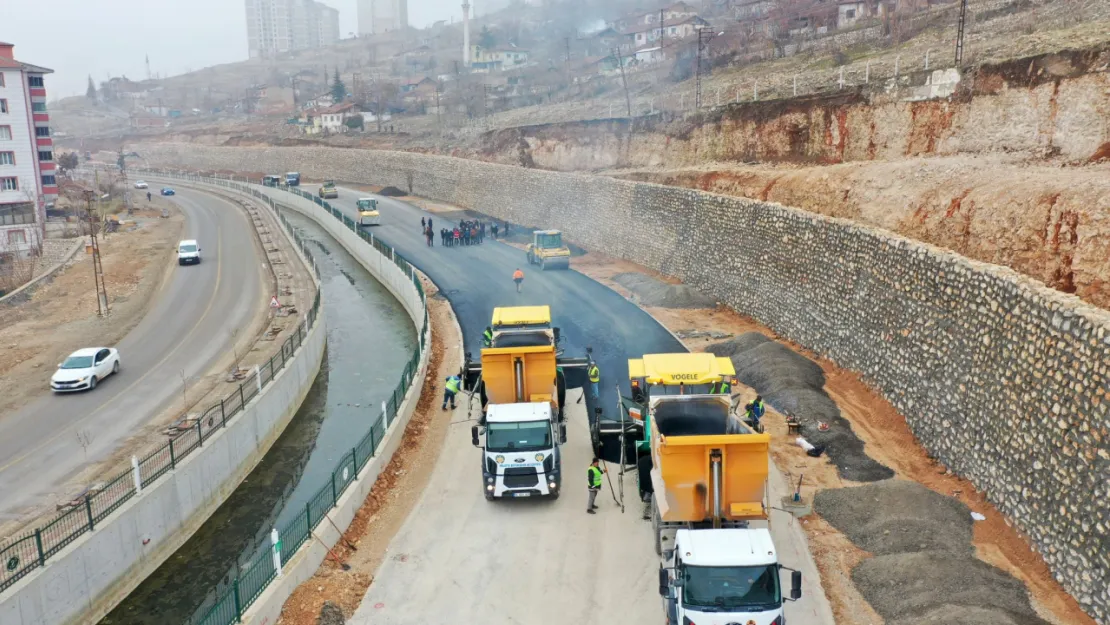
[753,81,758,101]
[838,66,844,89]
[132,455,142,494]
[233,578,243,619]
[865,61,871,83]
[271,528,283,578]
[221,398,227,426]
[169,437,176,469]
[196,420,203,446]
[925,49,930,70]
[255,364,262,393]
[35,529,45,567]
[793,74,798,96]
[895,55,900,77]
[331,471,339,504]
[239,382,246,408]
[352,446,359,470]
[305,501,312,529]
[85,495,95,531]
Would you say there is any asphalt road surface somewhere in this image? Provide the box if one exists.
[321,186,836,625]
[0,189,266,522]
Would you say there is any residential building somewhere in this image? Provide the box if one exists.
[838,0,887,27]
[625,15,710,48]
[318,102,360,133]
[358,0,408,34]
[245,0,341,59]
[0,42,53,259]
[469,46,530,72]
[634,46,666,64]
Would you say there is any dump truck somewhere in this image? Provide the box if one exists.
[357,198,380,226]
[465,306,592,500]
[318,180,339,199]
[620,353,803,625]
[526,230,571,271]
[284,172,301,186]
[262,175,282,187]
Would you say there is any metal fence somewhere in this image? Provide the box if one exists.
[0,178,324,594]
[128,172,430,625]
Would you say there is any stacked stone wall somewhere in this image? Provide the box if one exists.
[137,143,1110,622]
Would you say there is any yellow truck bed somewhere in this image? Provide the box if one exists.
[650,431,771,523]
[480,345,557,406]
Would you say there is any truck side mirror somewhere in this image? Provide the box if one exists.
[471,425,480,448]
[790,570,803,600]
[657,569,669,597]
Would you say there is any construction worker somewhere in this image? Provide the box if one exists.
[482,326,494,348]
[744,395,766,428]
[587,458,605,514]
[421,216,426,232]
[716,377,732,395]
[513,268,525,293]
[588,361,600,398]
[443,375,462,411]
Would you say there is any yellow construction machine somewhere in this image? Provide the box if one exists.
[525,230,571,271]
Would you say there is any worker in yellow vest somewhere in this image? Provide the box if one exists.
[587,458,605,514]
[588,362,600,398]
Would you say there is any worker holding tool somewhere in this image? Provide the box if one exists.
[744,395,766,428]
[443,375,462,411]
[483,326,494,348]
[588,361,600,398]
[587,458,605,514]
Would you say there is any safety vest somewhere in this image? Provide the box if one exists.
[588,365,600,383]
[445,376,461,393]
[483,329,493,346]
[588,465,603,488]
[718,380,731,394]
[513,270,524,280]
[747,400,765,418]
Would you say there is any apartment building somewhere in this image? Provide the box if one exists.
[245,0,341,59]
[357,0,408,35]
[0,42,53,259]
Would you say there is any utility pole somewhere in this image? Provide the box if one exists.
[954,0,969,66]
[612,48,632,119]
[659,9,665,48]
[695,28,717,110]
[84,191,109,317]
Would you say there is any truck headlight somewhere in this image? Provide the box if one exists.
[548,481,557,490]
[486,484,494,491]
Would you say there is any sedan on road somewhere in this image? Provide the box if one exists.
[160,187,176,196]
[50,347,121,392]
[134,180,149,189]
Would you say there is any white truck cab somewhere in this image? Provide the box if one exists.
[471,402,561,500]
[661,528,801,625]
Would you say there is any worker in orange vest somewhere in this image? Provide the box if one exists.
[512,268,524,293]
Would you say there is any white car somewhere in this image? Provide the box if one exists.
[133,180,149,189]
[51,347,121,392]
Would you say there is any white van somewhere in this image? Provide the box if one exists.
[178,239,201,265]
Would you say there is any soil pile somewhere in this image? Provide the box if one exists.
[708,333,892,481]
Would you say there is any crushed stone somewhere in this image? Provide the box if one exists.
[613,273,717,309]
[708,333,893,481]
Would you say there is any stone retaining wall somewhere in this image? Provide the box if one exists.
[137,143,1110,623]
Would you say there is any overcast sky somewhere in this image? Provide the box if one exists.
[5,0,466,99]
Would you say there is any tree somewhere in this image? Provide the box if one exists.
[331,69,346,102]
[57,152,80,176]
[345,114,364,131]
[85,76,97,103]
[479,26,496,48]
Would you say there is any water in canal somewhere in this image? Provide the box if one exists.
[101,210,417,625]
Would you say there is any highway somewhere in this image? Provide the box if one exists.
[318,186,835,625]
[0,189,266,522]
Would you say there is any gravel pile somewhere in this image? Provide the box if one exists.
[816,481,1050,625]
[613,273,716,309]
[707,333,893,481]
[378,186,406,196]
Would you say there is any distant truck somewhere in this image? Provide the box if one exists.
[357,198,380,226]
[262,175,282,187]
[466,306,592,500]
[284,172,301,186]
[621,353,803,625]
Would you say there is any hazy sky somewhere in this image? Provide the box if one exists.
[5,0,466,99]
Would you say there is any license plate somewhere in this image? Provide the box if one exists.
[512,492,531,498]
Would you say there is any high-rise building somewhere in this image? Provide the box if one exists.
[357,0,408,35]
[245,0,341,59]
[0,42,54,259]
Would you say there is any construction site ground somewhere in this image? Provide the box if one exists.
[0,186,314,536]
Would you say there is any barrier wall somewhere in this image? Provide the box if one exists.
[0,182,325,625]
[136,144,1110,623]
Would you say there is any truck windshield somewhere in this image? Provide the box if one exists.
[487,421,551,452]
[537,233,562,248]
[682,564,781,612]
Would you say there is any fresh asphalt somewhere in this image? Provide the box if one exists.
[0,189,265,522]
[325,186,685,420]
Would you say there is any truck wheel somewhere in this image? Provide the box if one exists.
[485,491,495,501]
[541,257,547,271]
[549,491,560,501]
[527,251,534,265]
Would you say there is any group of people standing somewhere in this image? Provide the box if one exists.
[420,216,512,248]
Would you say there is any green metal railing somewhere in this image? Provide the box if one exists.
[93,171,429,625]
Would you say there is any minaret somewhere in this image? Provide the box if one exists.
[462,2,471,65]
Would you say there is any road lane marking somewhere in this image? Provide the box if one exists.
[0,219,227,476]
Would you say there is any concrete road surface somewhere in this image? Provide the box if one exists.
[0,189,266,521]
[319,186,835,625]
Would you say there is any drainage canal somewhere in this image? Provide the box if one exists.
[101,210,417,625]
